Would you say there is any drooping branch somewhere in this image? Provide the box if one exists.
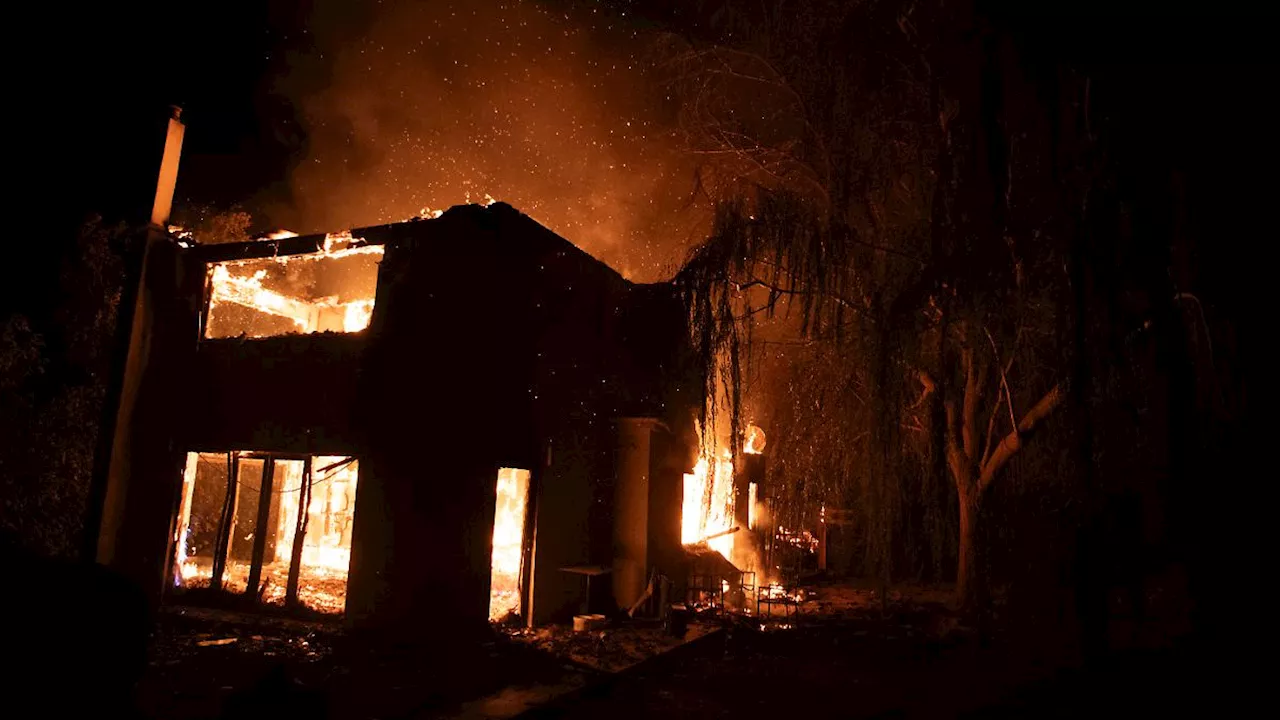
[977,383,1066,492]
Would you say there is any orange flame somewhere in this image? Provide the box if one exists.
[490,468,531,621]
[173,453,359,615]
[205,240,383,338]
[682,450,735,562]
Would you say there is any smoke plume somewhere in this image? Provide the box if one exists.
[264,0,706,282]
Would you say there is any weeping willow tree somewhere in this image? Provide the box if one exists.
[675,193,942,592]
[666,0,1089,612]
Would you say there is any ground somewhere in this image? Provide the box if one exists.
[132,580,1214,719]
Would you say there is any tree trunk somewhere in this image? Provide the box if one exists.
[956,489,981,612]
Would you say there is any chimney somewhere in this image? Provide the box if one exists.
[149,105,185,227]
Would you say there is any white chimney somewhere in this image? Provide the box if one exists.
[149,105,185,227]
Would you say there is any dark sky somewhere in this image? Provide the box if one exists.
[20,2,717,282]
[10,2,297,314]
[7,0,1275,315]
[23,0,1277,223]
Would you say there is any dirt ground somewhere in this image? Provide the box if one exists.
[524,581,1219,719]
[130,580,1218,719]
[134,605,719,718]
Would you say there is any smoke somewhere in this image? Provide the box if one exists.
[263,0,707,282]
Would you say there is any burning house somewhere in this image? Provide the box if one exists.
[89,201,711,635]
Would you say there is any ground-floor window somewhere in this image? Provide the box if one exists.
[170,451,359,616]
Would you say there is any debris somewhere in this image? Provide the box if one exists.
[572,614,607,632]
[196,637,238,647]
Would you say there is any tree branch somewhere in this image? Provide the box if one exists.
[735,277,866,316]
[961,347,978,463]
[977,383,1065,493]
[979,325,1018,467]
[980,384,1003,470]
[931,370,971,492]
[911,370,935,410]
[832,225,927,264]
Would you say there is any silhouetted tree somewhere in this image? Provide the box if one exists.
[1,216,133,556]
[669,0,1083,611]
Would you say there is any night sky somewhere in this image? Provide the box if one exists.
[2,3,1272,714]
[20,2,718,288]
[7,0,1272,314]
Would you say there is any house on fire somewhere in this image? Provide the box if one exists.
[89,202,704,634]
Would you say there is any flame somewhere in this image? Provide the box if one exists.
[173,453,359,615]
[682,450,736,562]
[205,240,383,338]
[343,300,376,333]
[760,582,803,602]
[489,467,531,622]
[322,230,355,254]
[744,424,766,454]
[277,457,359,573]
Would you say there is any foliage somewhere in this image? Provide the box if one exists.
[169,202,253,245]
[0,217,133,558]
[668,0,1090,605]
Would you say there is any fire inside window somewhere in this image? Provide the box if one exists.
[203,241,383,339]
[170,452,360,616]
[490,467,531,623]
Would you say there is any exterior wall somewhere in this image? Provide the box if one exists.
[95,238,203,602]
[183,335,364,454]
[348,209,536,636]
[648,424,692,595]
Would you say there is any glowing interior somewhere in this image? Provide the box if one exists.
[204,238,383,339]
[171,452,359,615]
[489,467,531,622]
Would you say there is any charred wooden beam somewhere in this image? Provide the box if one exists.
[210,452,239,592]
[285,457,312,606]
[700,525,741,542]
[245,457,276,601]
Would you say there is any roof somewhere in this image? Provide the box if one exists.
[188,203,630,290]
